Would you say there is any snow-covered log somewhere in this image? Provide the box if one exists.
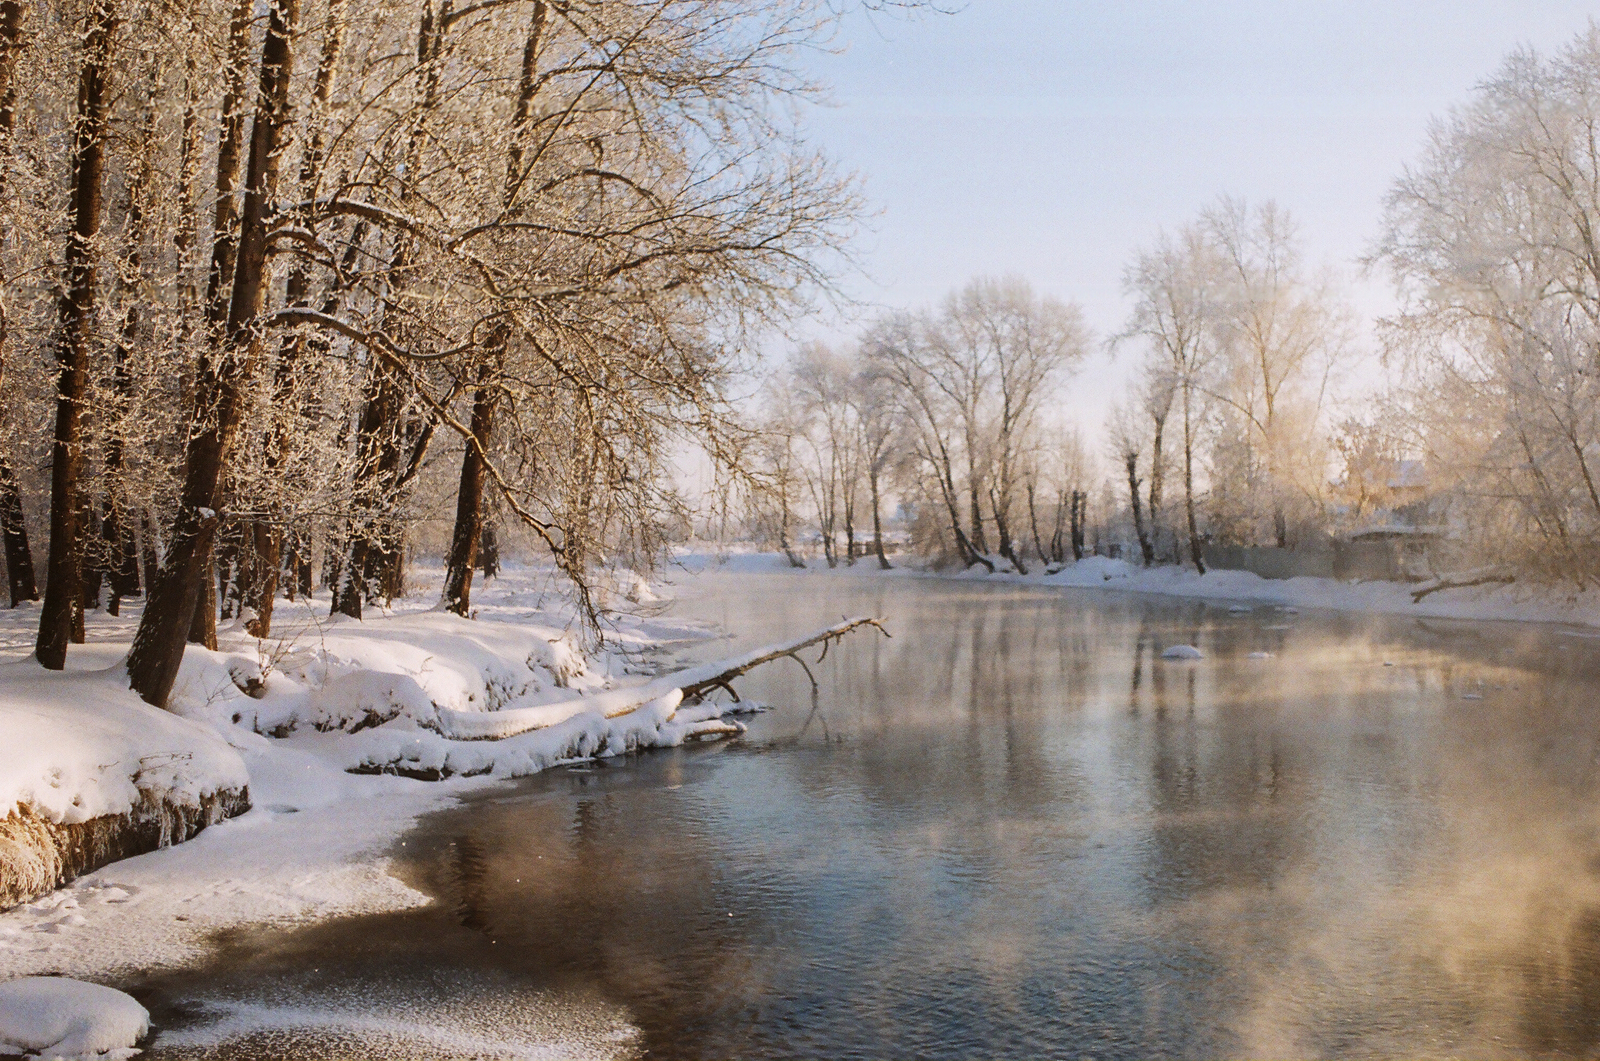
[436,617,889,741]
[1410,567,1515,602]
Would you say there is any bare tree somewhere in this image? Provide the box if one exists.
[1116,225,1220,572]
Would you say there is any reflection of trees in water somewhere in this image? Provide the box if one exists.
[657,576,1600,1055]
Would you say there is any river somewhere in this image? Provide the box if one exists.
[138,573,1600,1058]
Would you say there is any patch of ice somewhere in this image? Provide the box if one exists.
[0,976,148,1060]
[1161,645,1204,660]
[1246,651,1272,659]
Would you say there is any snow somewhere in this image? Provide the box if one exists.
[0,562,747,989]
[0,664,248,827]
[0,976,148,1060]
[675,545,1600,630]
[1160,644,1204,660]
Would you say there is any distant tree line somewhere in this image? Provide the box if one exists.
[746,28,1600,588]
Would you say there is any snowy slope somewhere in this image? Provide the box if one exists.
[0,662,248,826]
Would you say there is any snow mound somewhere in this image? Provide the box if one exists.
[0,976,148,1060]
[0,661,249,826]
[168,610,598,738]
[1161,644,1205,660]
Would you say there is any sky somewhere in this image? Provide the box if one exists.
[789,0,1600,435]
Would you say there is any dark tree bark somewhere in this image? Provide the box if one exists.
[1125,450,1153,568]
[138,510,159,597]
[37,0,113,669]
[334,363,402,619]
[1027,480,1048,565]
[993,485,1026,574]
[0,0,38,608]
[869,472,890,570]
[128,0,299,707]
[442,373,498,615]
[1183,383,1206,574]
[477,519,499,579]
[0,455,34,606]
[186,544,217,650]
[203,0,256,330]
[1149,412,1167,563]
[1071,490,1087,562]
[77,495,101,629]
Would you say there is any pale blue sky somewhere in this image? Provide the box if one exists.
[794,1,1600,427]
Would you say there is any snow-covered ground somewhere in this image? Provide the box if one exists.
[0,976,148,1061]
[0,562,755,1055]
[673,546,1600,629]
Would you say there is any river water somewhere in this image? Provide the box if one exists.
[140,574,1600,1058]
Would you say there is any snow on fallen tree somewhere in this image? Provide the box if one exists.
[436,617,890,741]
[1410,567,1516,603]
[345,617,890,779]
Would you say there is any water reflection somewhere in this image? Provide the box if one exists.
[144,577,1600,1058]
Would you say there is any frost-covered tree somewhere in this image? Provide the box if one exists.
[1374,25,1600,585]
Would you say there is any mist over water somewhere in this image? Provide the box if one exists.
[143,576,1600,1058]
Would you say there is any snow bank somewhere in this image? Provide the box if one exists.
[676,547,1600,629]
[0,660,251,909]
[0,563,744,981]
[0,664,248,828]
[0,976,148,1060]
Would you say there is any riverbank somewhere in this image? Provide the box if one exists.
[672,547,1600,630]
[0,563,734,995]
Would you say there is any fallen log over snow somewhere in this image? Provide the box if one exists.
[1411,567,1515,602]
[436,616,890,742]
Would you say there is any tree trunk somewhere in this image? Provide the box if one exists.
[1183,386,1206,574]
[0,0,38,608]
[243,520,279,635]
[1071,491,1086,562]
[336,361,403,619]
[967,482,988,557]
[138,510,159,598]
[869,472,890,570]
[37,0,113,669]
[76,495,101,631]
[1027,481,1048,565]
[477,519,499,579]
[1149,415,1166,563]
[186,542,217,649]
[128,0,299,707]
[992,485,1027,574]
[442,374,497,616]
[0,455,35,606]
[203,0,256,330]
[248,0,348,640]
[1126,451,1153,567]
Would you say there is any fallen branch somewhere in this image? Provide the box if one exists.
[1411,568,1515,602]
[437,616,890,741]
[678,616,889,701]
